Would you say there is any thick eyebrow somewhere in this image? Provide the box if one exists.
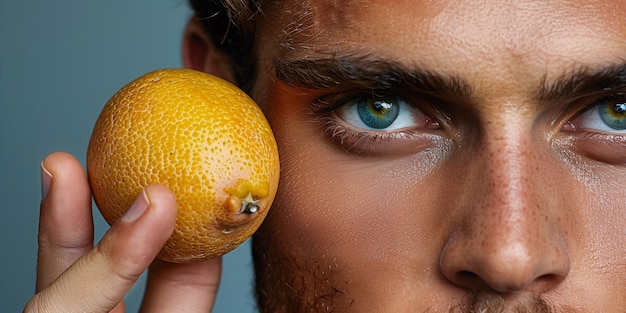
[538,63,626,101]
[274,57,626,101]
[273,56,472,98]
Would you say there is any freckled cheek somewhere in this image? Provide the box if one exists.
[267,152,379,249]
[266,144,445,264]
[577,169,626,257]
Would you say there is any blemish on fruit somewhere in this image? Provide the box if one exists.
[243,202,259,214]
[223,193,261,215]
[224,178,269,214]
[225,179,270,199]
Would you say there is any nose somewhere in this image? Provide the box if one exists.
[439,131,571,294]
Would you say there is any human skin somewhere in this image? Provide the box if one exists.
[25,0,626,312]
[241,0,626,311]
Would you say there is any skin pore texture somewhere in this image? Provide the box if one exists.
[228,0,626,312]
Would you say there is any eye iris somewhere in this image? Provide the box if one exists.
[357,97,399,129]
[599,99,626,130]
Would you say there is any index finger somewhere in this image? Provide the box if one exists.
[37,152,94,291]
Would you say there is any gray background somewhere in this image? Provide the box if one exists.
[0,0,257,311]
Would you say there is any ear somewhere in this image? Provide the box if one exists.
[182,18,237,84]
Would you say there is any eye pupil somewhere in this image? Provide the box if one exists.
[373,100,393,113]
[598,99,626,130]
[357,97,400,129]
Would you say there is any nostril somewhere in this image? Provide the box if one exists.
[449,268,567,294]
[458,270,477,280]
[454,270,487,289]
[456,271,566,294]
[532,273,565,290]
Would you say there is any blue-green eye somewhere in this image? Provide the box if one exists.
[357,97,399,129]
[598,98,626,130]
[573,93,626,133]
[334,94,436,131]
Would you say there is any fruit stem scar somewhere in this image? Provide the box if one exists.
[243,202,259,214]
[223,179,269,214]
[240,193,260,214]
[224,193,260,215]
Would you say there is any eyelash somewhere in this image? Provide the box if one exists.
[310,89,442,153]
[568,92,626,133]
[309,87,626,155]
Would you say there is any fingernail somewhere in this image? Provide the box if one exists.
[122,189,150,222]
[40,161,52,199]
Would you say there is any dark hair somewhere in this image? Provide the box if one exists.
[187,0,263,91]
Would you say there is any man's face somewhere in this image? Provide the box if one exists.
[247,0,626,311]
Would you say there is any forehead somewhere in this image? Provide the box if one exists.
[260,0,626,89]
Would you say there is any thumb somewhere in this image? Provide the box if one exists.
[25,184,177,313]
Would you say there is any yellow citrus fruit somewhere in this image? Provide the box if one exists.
[87,68,280,263]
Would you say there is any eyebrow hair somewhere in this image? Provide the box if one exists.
[538,63,626,101]
[273,56,473,98]
[274,56,626,102]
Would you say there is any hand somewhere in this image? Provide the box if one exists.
[24,152,221,313]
